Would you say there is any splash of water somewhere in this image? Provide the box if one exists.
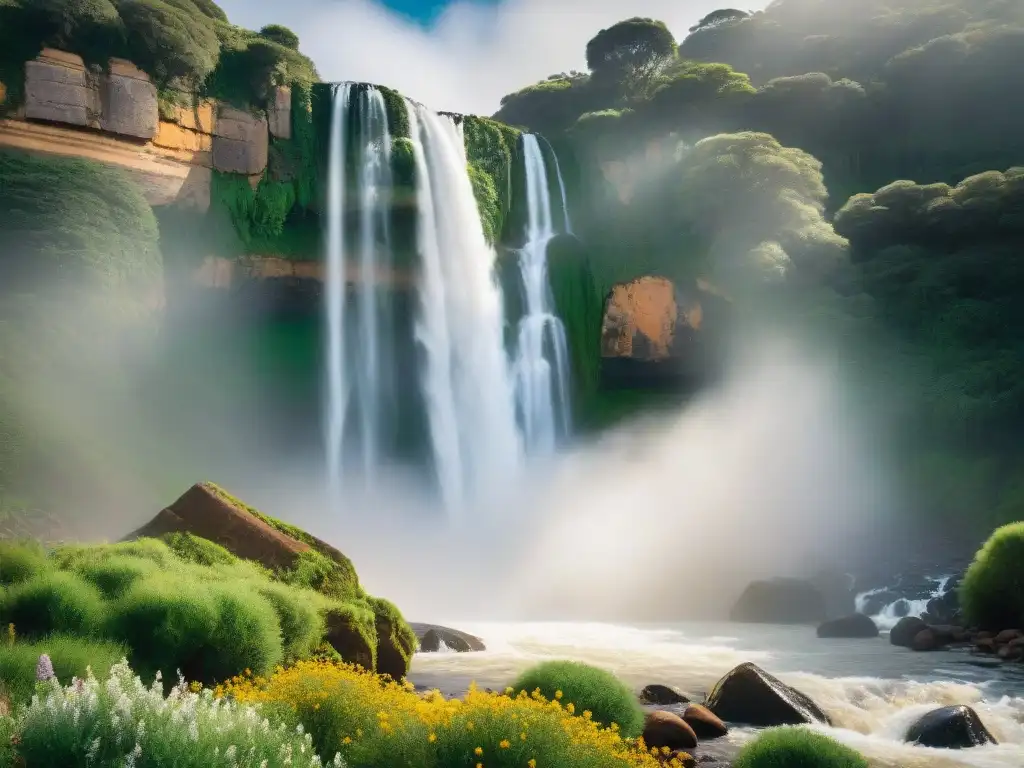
[405,100,521,516]
[325,84,395,499]
[511,134,572,455]
[855,576,955,631]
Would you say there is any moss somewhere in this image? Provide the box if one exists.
[378,86,410,139]
[467,162,502,243]
[462,115,521,241]
[960,521,1024,630]
[733,727,868,768]
[161,532,237,567]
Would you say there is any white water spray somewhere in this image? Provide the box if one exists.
[325,84,395,498]
[405,100,522,516]
[512,134,572,454]
[542,135,573,235]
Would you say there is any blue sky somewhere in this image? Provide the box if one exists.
[216,0,769,115]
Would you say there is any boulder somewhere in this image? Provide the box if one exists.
[410,623,485,652]
[642,711,697,751]
[994,629,1022,645]
[640,684,690,705]
[682,704,727,739]
[817,614,879,638]
[704,662,832,727]
[911,628,946,651]
[905,705,998,749]
[24,50,96,127]
[324,609,375,671]
[890,616,928,648]
[729,579,827,624]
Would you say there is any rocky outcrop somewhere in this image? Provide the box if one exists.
[100,59,159,139]
[905,705,998,748]
[414,624,486,653]
[705,662,832,727]
[642,710,697,751]
[817,614,879,638]
[640,684,690,705]
[268,86,292,139]
[213,105,269,175]
[730,578,827,624]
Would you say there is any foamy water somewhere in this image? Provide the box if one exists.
[409,621,1024,767]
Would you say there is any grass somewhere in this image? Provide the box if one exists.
[510,660,646,738]
[732,727,869,768]
[0,634,127,706]
[960,521,1024,630]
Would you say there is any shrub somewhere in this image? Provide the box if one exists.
[279,549,360,602]
[256,582,325,662]
[116,0,221,89]
[52,538,176,570]
[221,660,669,768]
[12,659,335,767]
[960,521,1024,629]
[0,572,107,639]
[161,531,237,566]
[260,23,300,50]
[510,660,645,737]
[0,540,48,586]
[732,727,869,768]
[0,634,126,705]
[105,577,283,685]
[72,555,157,598]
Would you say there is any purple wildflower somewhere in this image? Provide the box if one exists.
[35,653,54,682]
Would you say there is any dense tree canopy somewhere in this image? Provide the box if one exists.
[585,17,677,97]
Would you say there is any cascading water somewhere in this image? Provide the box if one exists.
[325,84,395,499]
[542,135,573,235]
[511,134,573,455]
[405,99,522,516]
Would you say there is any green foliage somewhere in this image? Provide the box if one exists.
[161,531,237,566]
[392,136,416,189]
[259,23,300,50]
[0,540,47,586]
[0,634,127,705]
[116,0,220,89]
[960,522,1024,630]
[733,727,869,768]
[71,555,157,599]
[510,660,644,737]
[256,582,325,662]
[462,115,520,241]
[585,17,678,97]
[0,571,107,639]
[468,163,502,243]
[279,550,360,603]
[378,86,410,139]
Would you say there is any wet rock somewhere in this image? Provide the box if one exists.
[642,710,697,751]
[730,578,827,624]
[975,635,997,654]
[997,640,1023,661]
[890,616,928,648]
[641,684,690,705]
[704,662,832,727]
[911,628,946,651]
[817,614,879,638]
[994,629,1023,645]
[682,704,727,739]
[410,623,485,652]
[905,705,998,749]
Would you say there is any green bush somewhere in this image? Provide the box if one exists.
[0,540,48,586]
[116,0,220,89]
[960,521,1024,629]
[72,555,157,598]
[733,727,868,768]
[0,634,127,705]
[259,23,299,50]
[161,531,237,566]
[0,572,107,639]
[11,660,330,767]
[256,582,325,662]
[510,660,644,736]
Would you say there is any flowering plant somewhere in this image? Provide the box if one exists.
[11,658,342,767]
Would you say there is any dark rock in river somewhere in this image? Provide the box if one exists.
[890,616,928,648]
[817,613,879,638]
[905,705,998,749]
[704,662,832,727]
[682,704,728,739]
[640,684,690,705]
[729,578,827,624]
[911,628,947,652]
[411,623,485,652]
[642,710,698,751]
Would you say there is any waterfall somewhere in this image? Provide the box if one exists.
[405,99,522,517]
[541,135,573,234]
[325,84,395,499]
[511,134,573,455]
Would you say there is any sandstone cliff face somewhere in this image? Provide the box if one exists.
[601,276,706,361]
[1,48,289,212]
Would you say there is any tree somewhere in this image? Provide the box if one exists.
[585,17,678,98]
[690,8,749,33]
[259,24,299,50]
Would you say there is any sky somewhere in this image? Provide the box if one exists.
[216,0,771,116]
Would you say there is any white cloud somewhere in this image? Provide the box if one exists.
[216,0,769,116]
